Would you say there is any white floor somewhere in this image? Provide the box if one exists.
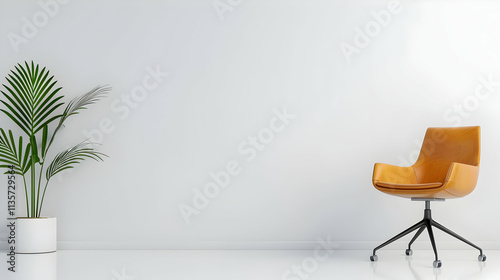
[1,249,498,280]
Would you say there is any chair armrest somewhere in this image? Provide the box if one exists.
[372,163,417,186]
[441,162,480,197]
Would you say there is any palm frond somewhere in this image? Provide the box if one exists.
[1,61,64,136]
[64,85,111,120]
[44,86,111,154]
[0,128,31,175]
[46,141,106,180]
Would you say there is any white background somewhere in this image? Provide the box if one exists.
[1,0,500,250]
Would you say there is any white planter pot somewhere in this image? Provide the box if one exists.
[16,217,57,254]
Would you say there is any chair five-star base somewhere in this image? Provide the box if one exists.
[369,200,486,268]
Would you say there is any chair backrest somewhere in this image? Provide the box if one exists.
[412,126,480,184]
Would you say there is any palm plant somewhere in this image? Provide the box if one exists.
[0,61,110,217]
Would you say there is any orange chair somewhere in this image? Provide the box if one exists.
[370,126,486,268]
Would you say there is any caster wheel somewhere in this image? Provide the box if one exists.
[433,260,442,268]
[370,255,378,262]
[478,254,487,262]
[405,249,413,256]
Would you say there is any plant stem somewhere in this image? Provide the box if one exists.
[36,161,44,217]
[31,156,35,218]
[30,133,36,218]
[38,180,50,218]
[22,175,29,217]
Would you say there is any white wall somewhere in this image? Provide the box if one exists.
[1,0,500,250]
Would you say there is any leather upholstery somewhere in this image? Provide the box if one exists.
[372,126,480,199]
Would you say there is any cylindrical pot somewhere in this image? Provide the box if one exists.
[16,217,57,254]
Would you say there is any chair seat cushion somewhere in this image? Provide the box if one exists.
[375,181,443,190]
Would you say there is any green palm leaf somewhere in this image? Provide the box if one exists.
[46,141,106,180]
[1,61,64,136]
[0,128,31,175]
